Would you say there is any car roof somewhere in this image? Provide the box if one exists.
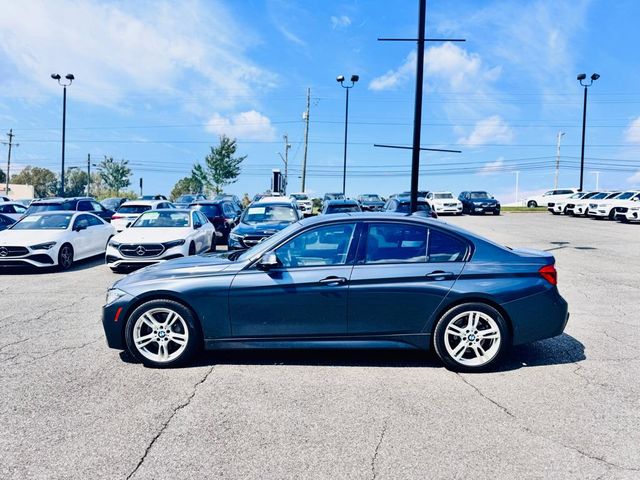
[189,200,225,205]
[31,197,93,204]
[120,200,167,206]
[254,197,295,205]
[326,199,358,205]
[144,208,192,213]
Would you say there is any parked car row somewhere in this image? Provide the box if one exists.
[544,189,640,223]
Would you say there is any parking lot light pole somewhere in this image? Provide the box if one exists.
[577,73,599,192]
[51,73,74,197]
[337,74,359,195]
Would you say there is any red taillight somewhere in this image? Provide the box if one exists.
[539,264,557,286]
[112,214,123,220]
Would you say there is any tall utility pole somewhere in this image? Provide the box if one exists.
[577,73,599,192]
[51,73,74,197]
[2,129,18,197]
[554,131,565,189]
[301,88,310,192]
[86,154,91,196]
[280,134,291,195]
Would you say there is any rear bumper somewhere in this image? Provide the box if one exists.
[502,289,569,346]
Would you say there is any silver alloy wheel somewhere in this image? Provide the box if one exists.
[132,307,189,363]
[443,311,501,367]
[59,245,73,269]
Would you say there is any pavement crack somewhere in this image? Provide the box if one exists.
[0,337,29,352]
[456,373,639,472]
[370,417,388,480]
[125,366,215,480]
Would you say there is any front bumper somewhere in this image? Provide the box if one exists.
[625,210,640,222]
[0,246,57,268]
[588,208,610,218]
[469,204,500,213]
[102,292,135,349]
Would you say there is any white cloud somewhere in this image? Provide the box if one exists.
[331,15,352,29]
[369,42,500,92]
[627,170,640,185]
[0,0,276,107]
[477,157,505,176]
[205,111,277,141]
[624,117,640,144]
[458,115,514,146]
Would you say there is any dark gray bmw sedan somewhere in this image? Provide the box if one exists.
[102,213,568,372]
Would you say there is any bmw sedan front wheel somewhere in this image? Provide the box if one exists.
[433,303,508,372]
[124,300,201,368]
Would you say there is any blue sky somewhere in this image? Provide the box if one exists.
[1,0,639,202]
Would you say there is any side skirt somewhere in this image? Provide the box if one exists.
[205,333,431,351]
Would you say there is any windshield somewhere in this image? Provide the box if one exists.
[396,202,431,213]
[193,204,222,217]
[434,193,454,199]
[101,198,121,210]
[616,191,636,200]
[605,192,621,199]
[290,194,308,201]
[27,202,73,214]
[241,205,297,224]
[590,192,608,200]
[12,213,72,230]
[469,192,490,199]
[360,194,381,201]
[569,192,586,199]
[118,205,151,214]
[325,193,344,200]
[176,195,195,203]
[326,205,360,214]
[582,192,598,199]
[132,211,190,228]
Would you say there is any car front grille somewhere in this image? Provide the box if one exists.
[444,203,458,207]
[0,246,29,258]
[118,243,165,258]
[589,203,598,209]
[566,203,575,208]
[615,207,628,213]
[241,235,268,248]
[548,202,555,207]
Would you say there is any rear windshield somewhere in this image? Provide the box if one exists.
[327,205,360,213]
[27,202,74,213]
[193,204,222,217]
[117,205,151,214]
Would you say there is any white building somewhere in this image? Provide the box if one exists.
[0,183,35,200]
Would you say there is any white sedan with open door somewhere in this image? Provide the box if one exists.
[0,211,115,270]
[106,209,215,272]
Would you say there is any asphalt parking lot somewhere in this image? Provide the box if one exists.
[1,213,638,479]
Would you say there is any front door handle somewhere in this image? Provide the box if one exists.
[425,270,455,280]
[319,276,347,285]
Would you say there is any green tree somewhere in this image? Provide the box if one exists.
[64,168,89,197]
[170,175,204,201]
[97,156,132,194]
[197,135,246,194]
[11,166,58,198]
[0,167,5,184]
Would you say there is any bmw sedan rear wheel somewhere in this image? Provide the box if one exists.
[433,303,508,372]
[125,300,201,368]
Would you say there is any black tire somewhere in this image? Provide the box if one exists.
[527,201,537,208]
[188,242,196,256]
[124,299,202,368]
[493,210,500,216]
[433,302,509,372]
[57,243,74,271]
[210,234,217,252]
[608,210,616,220]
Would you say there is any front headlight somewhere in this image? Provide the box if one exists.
[105,288,127,305]
[630,207,640,211]
[30,241,57,250]
[108,239,120,248]
[163,239,186,249]
[229,232,243,241]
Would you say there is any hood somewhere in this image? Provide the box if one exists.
[115,253,239,287]
[0,229,67,246]
[233,221,291,236]
[432,198,459,205]
[113,227,192,244]
[470,198,498,204]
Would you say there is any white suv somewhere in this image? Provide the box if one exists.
[425,192,462,215]
[570,192,619,216]
[589,191,640,220]
[289,193,313,216]
[526,188,577,208]
[111,200,175,232]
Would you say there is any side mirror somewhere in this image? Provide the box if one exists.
[194,222,202,229]
[257,252,280,270]
[74,223,87,232]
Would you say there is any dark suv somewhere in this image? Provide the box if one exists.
[189,200,239,242]
[458,191,501,215]
[26,197,115,221]
[383,198,438,218]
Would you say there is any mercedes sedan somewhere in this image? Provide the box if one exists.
[102,213,568,372]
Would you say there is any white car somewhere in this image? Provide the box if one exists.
[559,192,600,215]
[111,200,174,232]
[106,209,215,272]
[589,191,640,220]
[0,201,28,220]
[526,188,578,208]
[289,193,313,216]
[569,191,619,216]
[425,192,462,215]
[0,211,115,270]
[622,202,640,223]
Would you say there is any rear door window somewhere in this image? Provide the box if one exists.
[364,223,428,264]
[428,230,468,262]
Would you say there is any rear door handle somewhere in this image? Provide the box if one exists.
[425,270,455,280]
[319,276,347,285]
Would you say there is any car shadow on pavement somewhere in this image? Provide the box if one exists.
[119,333,585,372]
[0,255,105,275]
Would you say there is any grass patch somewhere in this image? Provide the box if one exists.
[501,206,547,213]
